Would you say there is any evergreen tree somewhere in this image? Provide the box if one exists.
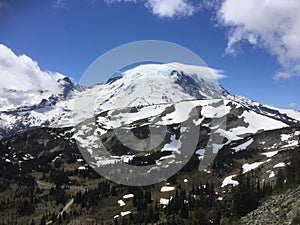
[193,207,209,225]
[179,203,189,219]
[232,173,258,217]
[275,169,285,192]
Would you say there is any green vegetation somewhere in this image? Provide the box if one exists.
[0,128,299,224]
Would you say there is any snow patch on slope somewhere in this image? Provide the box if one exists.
[221,175,239,187]
[262,151,278,158]
[243,161,266,174]
[230,110,288,136]
[233,138,254,151]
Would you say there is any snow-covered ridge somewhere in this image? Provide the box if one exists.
[95,99,288,134]
[229,95,300,123]
[0,62,231,138]
[0,62,298,139]
[267,106,300,122]
[0,77,80,112]
[71,98,290,172]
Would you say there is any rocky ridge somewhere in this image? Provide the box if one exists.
[240,185,300,225]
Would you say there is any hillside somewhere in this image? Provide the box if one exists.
[0,123,300,224]
[0,62,300,224]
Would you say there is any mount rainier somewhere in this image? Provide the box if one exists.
[0,62,299,140]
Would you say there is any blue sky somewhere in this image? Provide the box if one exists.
[0,0,300,110]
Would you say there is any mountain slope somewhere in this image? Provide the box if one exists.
[73,98,293,182]
[229,95,300,123]
[0,62,300,224]
[0,62,299,140]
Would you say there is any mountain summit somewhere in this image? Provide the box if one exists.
[102,63,229,107]
[76,62,229,115]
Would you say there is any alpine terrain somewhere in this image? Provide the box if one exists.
[0,63,300,225]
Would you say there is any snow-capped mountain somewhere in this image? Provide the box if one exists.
[74,63,229,116]
[228,95,300,123]
[0,77,79,111]
[0,77,82,138]
[0,62,299,140]
[1,61,300,186]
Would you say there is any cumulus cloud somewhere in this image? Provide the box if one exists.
[0,44,65,92]
[145,0,195,18]
[217,0,300,80]
[105,0,196,18]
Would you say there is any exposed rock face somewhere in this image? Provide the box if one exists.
[240,185,300,225]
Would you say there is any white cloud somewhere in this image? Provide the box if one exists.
[105,0,196,18]
[170,62,226,81]
[0,44,65,92]
[145,0,195,18]
[217,0,300,80]
[52,0,68,9]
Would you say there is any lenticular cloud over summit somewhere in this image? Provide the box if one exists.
[0,44,65,93]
